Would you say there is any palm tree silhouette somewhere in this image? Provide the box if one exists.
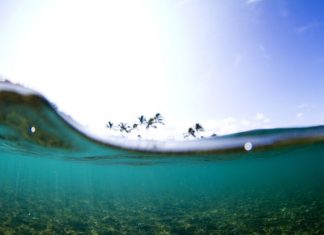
[106,113,167,137]
[194,123,204,132]
[138,115,147,125]
[132,123,138,130]
[194,123,205,138]
[184,127,196,138]
[146,118,157,129]
[184,123,204,138]
[106,121,114,130]
[119,122,131,133]
[154,113,164,125]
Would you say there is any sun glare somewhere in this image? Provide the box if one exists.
[6,0,168,130]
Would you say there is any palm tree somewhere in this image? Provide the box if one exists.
[154,113,164,125]
[194,123,204,132]
[132,123,138,130]
[138,115,147,125]
[106,121,114,130]
[184,123,204,138]
[119,122,131,133]
[184,127,196,138]
[146,118,157,129]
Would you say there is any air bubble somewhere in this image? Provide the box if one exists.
[244,142,253,151]
[30,126,36,134]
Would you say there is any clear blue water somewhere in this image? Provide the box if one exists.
[0,85,324,234]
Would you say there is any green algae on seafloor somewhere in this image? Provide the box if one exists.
[0,184,323,234]
[1,147,324,234]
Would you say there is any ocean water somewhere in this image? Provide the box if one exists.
[0,84,324,234]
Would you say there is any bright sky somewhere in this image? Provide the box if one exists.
[1,0,324,137]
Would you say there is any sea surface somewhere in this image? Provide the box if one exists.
[0,83,323,234]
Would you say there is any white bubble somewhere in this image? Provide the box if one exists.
[244,142,253,151]
[30,126,36,133]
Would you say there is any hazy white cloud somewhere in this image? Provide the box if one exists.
[255,113,271,123]
[297,104,308,109]
[255,113,265,121]
[259,44,270,59]
[295,21,324,34]
[202,113,272,136]
[246,0,263,5]
[175,0,194,8]
[297,103,317,110]
[297,112,304,118]
[233,54,243,68]
[241,119,251,126]
[204,118,239,136]
[294,103,319,122]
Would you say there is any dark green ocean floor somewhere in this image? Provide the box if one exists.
[0,149,323,235]
[0,184,323,234]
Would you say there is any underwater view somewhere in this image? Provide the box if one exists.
[2,0,324,234]
[1,83,324,234]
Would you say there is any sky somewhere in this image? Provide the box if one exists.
[0,0,324,137]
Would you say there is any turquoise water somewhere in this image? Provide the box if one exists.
[0,84,324,234]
